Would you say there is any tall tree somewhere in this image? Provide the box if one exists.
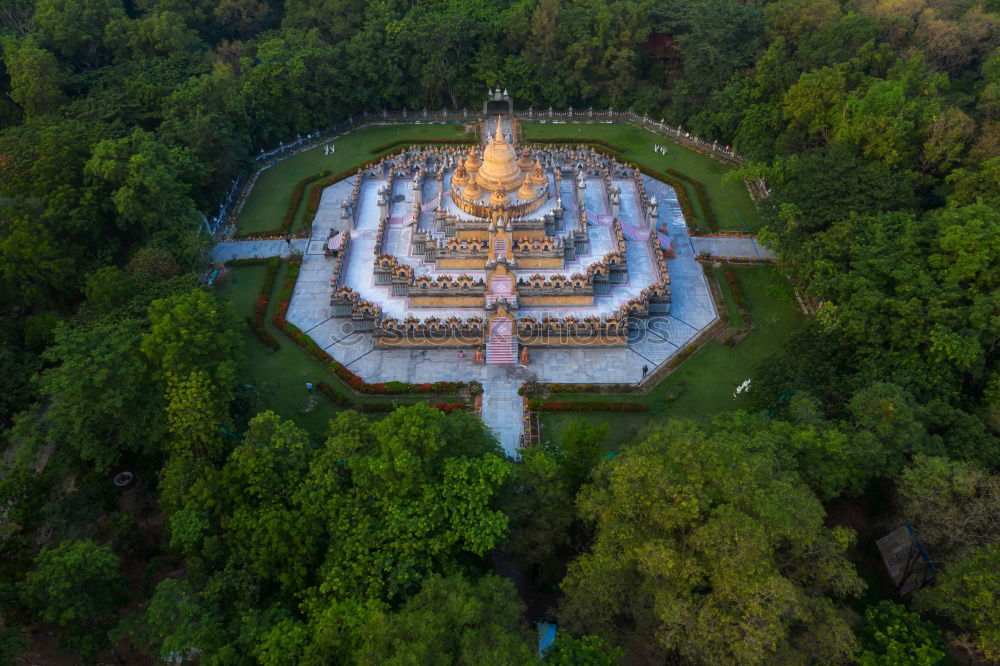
[560,419,863,664]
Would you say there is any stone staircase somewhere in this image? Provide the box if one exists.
[487,318,516,364]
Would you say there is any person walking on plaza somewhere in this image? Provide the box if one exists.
[642,364,648,378]
[458,350,465,360]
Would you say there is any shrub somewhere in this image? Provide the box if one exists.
[724,268,745,306]
[223,257,271,267]
[279,171,330,232]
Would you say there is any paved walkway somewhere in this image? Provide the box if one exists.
[211,238,310,262]
[690,236,776,260]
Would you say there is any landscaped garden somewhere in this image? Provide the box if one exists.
[538,264,804,448]
[215,260,472,437]
[221,118,789,441]
[232,119,760,237]
[520,121,762,233]
[237,123,472,234]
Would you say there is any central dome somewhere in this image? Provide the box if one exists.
[476,117,525,192]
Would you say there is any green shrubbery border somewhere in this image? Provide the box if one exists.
[526,399,647,413]
[232,170,330,238]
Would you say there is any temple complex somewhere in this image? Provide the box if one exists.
[255,90,723,452]
[324,105,672,365]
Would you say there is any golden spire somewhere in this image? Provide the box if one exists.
[490,184,510,207]
[452,164,470,187]
[529,159,547,186]
[494,115,504,143]
[518,147,534,172]
[464,145,481,173]
[517,177,537,200]
[462,176,481,200]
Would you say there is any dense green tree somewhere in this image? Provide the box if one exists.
[502,442,574,587]
[0,216,75,310]
[897,455,999,561]
[141,288,242,392]
[39,316,166,471]
[120,578,224,663]
[85,128,205,238]
[917,541,1000,661]
[857,601,948,666]
[32,0,126,69]
[347,574,534,665]
[545,633,623,665]
[19,539,126,657]
[560,420,863,664]
[2,38,66,117]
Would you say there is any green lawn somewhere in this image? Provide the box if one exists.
[521,121,761,232]
[540,266,803,449]
[216,264,340,436]
[237,123,472,233]
[216,263,460,437]
[236,119,761,235]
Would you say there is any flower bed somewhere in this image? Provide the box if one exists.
[271,258,467,396]
[527,399,647,413]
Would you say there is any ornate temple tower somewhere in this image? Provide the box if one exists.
[476,118,526,192]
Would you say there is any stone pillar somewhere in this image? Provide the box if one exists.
[412,173,423,225]
[377,185,389,222]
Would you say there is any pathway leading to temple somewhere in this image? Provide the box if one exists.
[211,238,310,262]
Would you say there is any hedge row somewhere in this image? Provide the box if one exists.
[224,257,272,267]
[231,229,301,240]
[527,400,647,413]
[663,167,719,232]
[526,137,625,152]
[724,268,745,306]
[316,382,469,415]
[370,138,476,154]
[547,382,638,394]
[246,257,281,351]
[281,171,330,232]
[666,342,701,371]
[271,259,467,396]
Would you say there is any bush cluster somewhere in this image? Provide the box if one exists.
[724,268,745,306]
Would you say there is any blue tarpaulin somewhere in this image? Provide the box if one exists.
[537,620,557,657]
